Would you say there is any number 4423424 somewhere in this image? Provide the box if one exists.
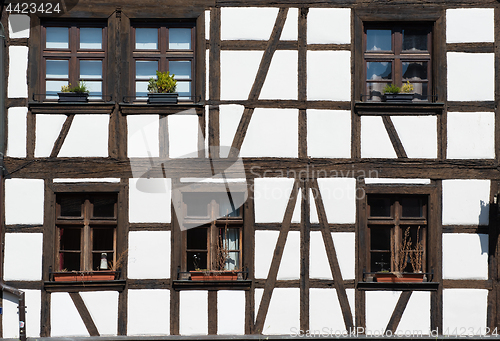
[6,2,61,14]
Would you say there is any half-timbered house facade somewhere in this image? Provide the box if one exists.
[1,0,499,338]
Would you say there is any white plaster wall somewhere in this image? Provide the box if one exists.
[206,51,210,100]
[332,232,355,280]
[240,108,298,157]
[168,114,199,158]
[255,230,279,279]
[391,116,437,158]
[443,233,488,280]
[3,290,40,338]
[309,288,355,332]
[442,179,490,225]
[53,178,120,183]
[221,51,263,100]
[277,231,300,280]
[218,291,245,335]
[205,10,210,40]
[5,179,44,225]
[310,188,319,223]
[219,105,244,157]
[254,178,295,223]
[129,178,171,223]
[397,292,431,335]
[128,231,171,279]
[127,115,159,158]
[317,178,356,224]
[8,14,30,38]
[4,233,42,281]
[309,231,332,279]
[261,288,300,334]
[51,292,89,337]
[80,291,119,336]
[364,178,431,185]
[307,8,350,44]
[307,51,351,101]
[447,53,494,101]
[309,232,355,280]
[180,290,208,335]
[35,114,66,157]
[7,107,27,157]
[447,112,495,159]
[221,7,278,40]
[291,189,301,223]
[281,8,298,41]
[260,50,298,100]
[127,289,170,335]
[8,46,28,98]
[58,115,109,157]
[307,110,351,158]
[446,9,494,43]
[443,289,488,334]
[365,291,400,332]
[361,116,397,158]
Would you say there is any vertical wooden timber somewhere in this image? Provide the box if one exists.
[28,15,41,100]
[488,181,499,329]
[160,115,169,159]
[385,291,412,333]
[69,292,100,336]
[352,11,362,159]
[196,10,206,104]
[495,7,500,165]
[435,11,447,160]
[26,111,35,159]
[170,179,182,335]
[208,290,217,335]
[208,8,221,159]
[229,8,288,158]
[300,181,310,332]
[107,10,119,158]
[311,179,354,330]
[254,180,299,334]
[298,8,308,159]
[118,11,131,159]
[117,178,129,335]
[244,178,255,334]
[41,179,55,336]
[355,180,366,330]
[430,181,443,333]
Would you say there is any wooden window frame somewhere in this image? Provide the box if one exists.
[131,21,196,102]
[363,22,432,102]
[41,21,107,101]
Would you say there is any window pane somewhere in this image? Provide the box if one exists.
[370,226,391,250]
[59,228,81,250]
[84,81,102,99]
[366,29,391,51]
[401,197,425,218]
[46,60,69,78]
[366,62,392,80]
[226,251,240,270]
[176,81,191,99]
[80,60,102,79]
[46,80,68,98]
[401,226,425,272]
[93,195,116,218]
[187,227,207,250]
[402,61,428,81]
[187,251,207,271]
[46,27,69,49]
[371,252,391,272]
[169,28,191,50]
[93,251,113,271]
[366,82,389,101]
[59,252,80,271]
[136,81,149,98]
[413,83,428,101]
[169,61,191,80]
[184,193,210,217]
[59,196,83,217]
[222,228,240,250]
[80,27,102,49]
[136,28,158,49]
[403,29,428,52]
[93,228,114,251]
[136,60,158,79]
[368,197,392,217]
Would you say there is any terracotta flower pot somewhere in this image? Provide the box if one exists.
[53,271,117,282]
[375,273,425,283]
[190,271,238,281]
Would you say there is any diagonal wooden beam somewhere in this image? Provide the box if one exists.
[228,8,289,158]
[50,114,75,158]
[311,179,354,330]
[381,115,407,158]
[254,179,299,333]
[385,291,412,333]
[69,292,99,336]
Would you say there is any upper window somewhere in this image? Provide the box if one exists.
[367,194,427,274]
[42,23,106,100]
[132,22,195,101]
[364,23,431,101]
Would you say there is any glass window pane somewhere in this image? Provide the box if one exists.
[401,197,425,218]
[222,228,240,251]
[136,28,158,49]
[92,228,114,251]
[84,81,102,99]
[59,252,80,271]
[184,193,210,217]
[46,60,69,78]
[226,251,239,270]
[366,82,389,101]
[187,228,207,250]
[368,197,392,217]
[59,228,81,250]
[367,61,392,80]
[169,28,191,50]
[46,27,69,49]
[80,60,102,79]
[370,226,391,250]
[93,251,113,271]
[412,83,428,101]
[92,195,116,217]
[402,61,428,81]
[46,80,68,98]
[169,61,191,79]
[370,252,391,272]
[59,196,83,217]
[403,29,428,52]
[187,251,207,271]
[136,60,158,79]
[80,27,102,49]
[136,81,149,98]
[176,81,191,99]
[366,29,392,51]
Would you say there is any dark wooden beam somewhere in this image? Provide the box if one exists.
[69,292,100,336]
[385,291,412,333]
[381,115,407,159]
[50,115,74,158]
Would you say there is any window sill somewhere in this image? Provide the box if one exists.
[354,101,445,114]
[172,279,252,290]
[28,101,116,115]
[357,281,439,291]
[44,280,126,292]
[119,102,205,115]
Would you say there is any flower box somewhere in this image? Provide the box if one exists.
[190,271,238,281]
[147,93,178,104]
[374,273,425,283]
[58,92,89,102]
[53,271,117,282]
[382,93,414,103]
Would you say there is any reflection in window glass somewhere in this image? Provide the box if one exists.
[169,61,191,79]
[366,62,392,80]
[366,82,389,101]
[402,29,428,51]
[136,28,158,50]
[402,61,428,80]
[60,196,82,217]
[46,60,69,78]
[366,29,392,51]
[80,60,102,78]
[46,27,69,49]
[169,28,191,50]
[136,60,158,79]
[368,197,391,217]
[46,80,68,99]
[80,28,102,49]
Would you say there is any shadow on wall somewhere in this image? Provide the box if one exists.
[479,200,489,254]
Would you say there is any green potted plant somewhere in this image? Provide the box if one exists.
[147,70,178,104]
[382,81,414,103]
[58,81,90,102]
